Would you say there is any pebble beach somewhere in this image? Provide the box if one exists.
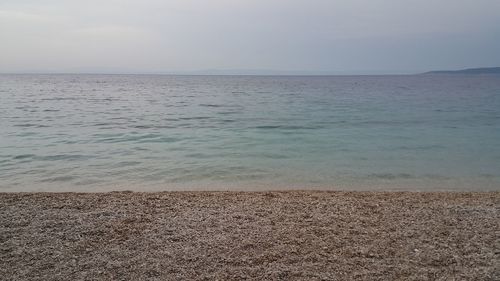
[1,191,498,280]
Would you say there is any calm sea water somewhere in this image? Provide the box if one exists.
[1,74,500,191]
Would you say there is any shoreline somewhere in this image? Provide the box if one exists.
[1,191,498,280]
[3,189,500,194]
[3,179,500,193]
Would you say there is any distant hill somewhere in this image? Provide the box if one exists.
[423,67,500,74]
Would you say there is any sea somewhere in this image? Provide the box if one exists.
[1,74,499,191]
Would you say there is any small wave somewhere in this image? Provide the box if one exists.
[37,154,90,161]
[114,161,142,168]
[254,125,281,129]
[367,173,414,180]
[41,97,81,101]
[424,174,451,180]
[137,137,181,143]
[247,152,289,159]
[93,122,125,127]
[132,125,153,129]
[254,125,320,130]
[40,176,76,182]
[14,124,50,128]
[217,111,239,115]
[131,125,176,129]
[185,153,213,159]
[92,133,124,138]
[396,144,445,151]
[179,116,212,120]
[13,154,36,160]
[96,133,161,143]
[16,132,38,137]
[74,179,104,185]
[199,104,223,107]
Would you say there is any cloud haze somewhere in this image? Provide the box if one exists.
[1,0,499,74]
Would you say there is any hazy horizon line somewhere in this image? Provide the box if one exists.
[0,68,417,76]
[2,66,498,76]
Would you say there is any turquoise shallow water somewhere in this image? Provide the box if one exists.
[1,74,499,191]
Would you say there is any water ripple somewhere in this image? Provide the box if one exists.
[1,74,500,191]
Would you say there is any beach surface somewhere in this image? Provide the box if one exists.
[1,191,498,280]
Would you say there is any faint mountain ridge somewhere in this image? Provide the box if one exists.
[423,67,500,74]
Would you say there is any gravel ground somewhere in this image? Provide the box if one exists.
[1,191,499,280]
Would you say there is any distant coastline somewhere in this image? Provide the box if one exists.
[422,67,500,75]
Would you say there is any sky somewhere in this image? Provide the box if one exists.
[1,0,500,74]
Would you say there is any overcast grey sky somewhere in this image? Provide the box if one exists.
[1,0,499,74]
